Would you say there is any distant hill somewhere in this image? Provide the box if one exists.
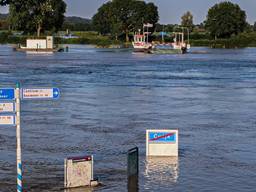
[0,14,93,31]
[65,16,91,24]
[62,16,93,31]
[0,14,91,23]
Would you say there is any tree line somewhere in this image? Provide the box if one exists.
[0,0,66,37]
[92,0,158,42]
[1,0,256,41]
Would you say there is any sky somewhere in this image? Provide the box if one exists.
[0,0,256,24]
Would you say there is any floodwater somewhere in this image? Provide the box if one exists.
[0,45,256,192]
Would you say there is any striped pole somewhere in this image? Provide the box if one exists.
[16,83,22,192]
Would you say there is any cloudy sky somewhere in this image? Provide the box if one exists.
[1,0,256,24]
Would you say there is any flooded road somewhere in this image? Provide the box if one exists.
[0,45,256,191]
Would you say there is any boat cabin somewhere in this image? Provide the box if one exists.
[134,33,146,44]
[25,36,53,49]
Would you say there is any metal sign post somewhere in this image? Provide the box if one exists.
[127,147,139,192]
[0,84,60,192]
[15,83,22,192]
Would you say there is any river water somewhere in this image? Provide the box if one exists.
[0,45,256,192]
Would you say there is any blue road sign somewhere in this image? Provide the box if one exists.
[0,89,15,100]
[22,88,60,99]
[149,132,176,143]
[53,88,60,99]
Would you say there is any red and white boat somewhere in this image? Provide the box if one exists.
[132,23,153,52]
[132,33,152,52]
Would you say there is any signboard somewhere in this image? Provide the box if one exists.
[146,130,178,157]
[0,85,60,192]
[127,147,139,177]
[0,89,15,100]
[144,23,153,28]
[0,103,15,113]
[0,115,15,125]
[22,88,60,99]
[64,156,93,188]
[127,147,139,192]
[149,132,176,143]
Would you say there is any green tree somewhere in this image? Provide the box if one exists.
[144,3,159,31]
[181,11,193,31]
[92,0,159,42]
[205,2,247,39]
[0,19,8,30]
[92,2,112,35]
[254,22,256,32]
[1,0,66,36]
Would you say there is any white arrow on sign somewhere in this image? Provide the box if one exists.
[0,103,15,113]
[22,88,60,99]
[0,115,15,125]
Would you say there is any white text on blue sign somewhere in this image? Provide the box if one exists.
[0,89,15,100]
[149,132,176,143]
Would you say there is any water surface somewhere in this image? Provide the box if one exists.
[0,45,256,192]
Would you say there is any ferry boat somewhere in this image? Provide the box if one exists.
[14,36,64,53]
[152,32,190,54]
[132,24,153,53]
[132,33,152,52]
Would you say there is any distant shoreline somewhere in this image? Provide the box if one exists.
[1,31,256,49]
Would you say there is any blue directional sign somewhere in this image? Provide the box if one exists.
[22,88,60,99]
[53,88,60,99]
[0,89,15,100]
[149,132,176,143]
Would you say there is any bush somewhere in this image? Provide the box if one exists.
[0,32,26,44]
[190,32,256,48]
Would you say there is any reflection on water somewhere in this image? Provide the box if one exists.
[145,157,179,187]
[128,175,139,192]
[64,187,94,192]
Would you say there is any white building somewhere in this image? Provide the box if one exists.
[25,36,53,49]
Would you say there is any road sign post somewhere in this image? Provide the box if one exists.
[16,83,22,192]
[127,147,139,192]
[0,84,60,192]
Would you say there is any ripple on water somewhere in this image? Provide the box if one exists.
[0,45,256,191]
